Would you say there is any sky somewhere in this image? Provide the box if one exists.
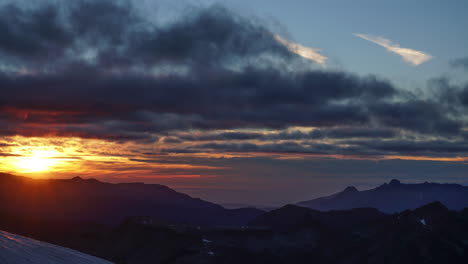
[0,0,467,206]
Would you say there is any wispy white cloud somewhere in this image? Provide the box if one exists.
[274,34,327,67]
[353,33,432,66]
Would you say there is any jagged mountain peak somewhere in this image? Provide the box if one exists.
[389,179,401,185]
[71,176,83,181]
[342,186,358,193]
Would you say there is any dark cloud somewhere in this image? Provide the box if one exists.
[369,100,462,135]
[167,141,377,157]
[0,0,466,159]
[0,3,71,60]
[319,127,398,139]
[128,6,291,66]
[0,63,435,138]
[266,127,399,140]
[0,0,290,69]
[160,138,468,159]
[358,139,468,154]
[451,57,468,71]
[430,77,468,110]
[177,131,265,142]
[170,127,397,143]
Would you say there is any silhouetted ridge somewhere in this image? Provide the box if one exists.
[415,201,448,213]
[250,204,386,232]
[298,180,468,213]
[0,173,263,226]
[69,176,102,184]
[407,201,451,225]
[2,172,468,263]
[389,179,401,185]
[342,186,358,193]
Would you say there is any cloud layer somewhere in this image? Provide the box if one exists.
[0,0,466,164]
[354,33,432,65]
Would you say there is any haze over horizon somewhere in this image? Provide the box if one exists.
[0,0,467,206]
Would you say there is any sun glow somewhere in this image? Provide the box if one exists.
[12,149,60,173]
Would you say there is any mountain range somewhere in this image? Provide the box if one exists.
[242,202,468,264]
[4,202,466,264]
[298,179,468,212]
[1,173,468,263]
[0,173,262,227]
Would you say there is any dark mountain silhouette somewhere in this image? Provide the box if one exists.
[0,173,262,226]
[11,202,465,264]
[241,203,468,264]
[249,204,386,232]
[298,179,468,213]
[2,174,468,263]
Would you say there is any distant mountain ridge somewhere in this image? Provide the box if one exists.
[0,173,263,226]
[2,172,468,263]
[298,179,468,213]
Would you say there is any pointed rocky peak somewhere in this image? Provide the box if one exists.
[69,176,101,184]
[342,186,358,193]
[70,176,84,181]
[389,179,401,186]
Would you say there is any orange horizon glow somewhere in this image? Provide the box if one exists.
[0,136,229,179]
[11,149,61,173]
[1,135,466,181]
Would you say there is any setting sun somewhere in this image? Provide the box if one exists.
[12,149,60,173]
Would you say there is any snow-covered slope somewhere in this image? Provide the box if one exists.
[0,230,113,264]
